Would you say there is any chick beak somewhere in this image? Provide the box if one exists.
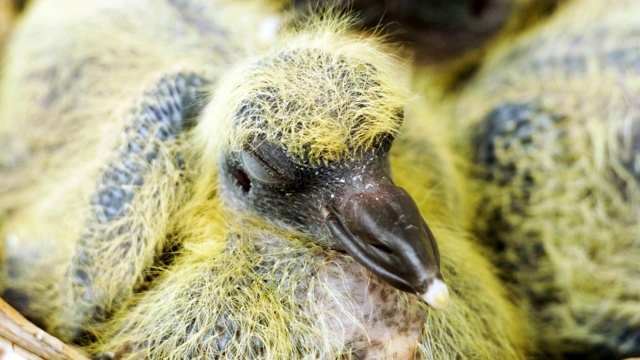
[325,183,449,310]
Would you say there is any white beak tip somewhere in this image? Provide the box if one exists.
[418,278,450,310]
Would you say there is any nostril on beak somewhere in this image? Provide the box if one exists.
[369,243,393,254]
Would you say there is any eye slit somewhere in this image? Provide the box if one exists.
[241,150,288,186]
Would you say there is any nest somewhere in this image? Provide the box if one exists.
[0,298,87,360]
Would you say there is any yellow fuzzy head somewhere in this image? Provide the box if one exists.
[196,16,409,166]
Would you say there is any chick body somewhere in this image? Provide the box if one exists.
[0,0,529,358]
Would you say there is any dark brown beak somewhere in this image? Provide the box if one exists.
[325,183,449,310]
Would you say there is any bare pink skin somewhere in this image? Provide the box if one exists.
[311,251,424,359]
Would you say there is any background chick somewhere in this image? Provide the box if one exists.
[1,0,529,358]
[455,1,640,357]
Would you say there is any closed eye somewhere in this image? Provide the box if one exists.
[240,139,304,188]
[240,150,287,186]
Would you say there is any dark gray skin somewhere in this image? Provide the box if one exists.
[220,135,446,307]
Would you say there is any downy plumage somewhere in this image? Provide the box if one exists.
[0,0,529,358]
